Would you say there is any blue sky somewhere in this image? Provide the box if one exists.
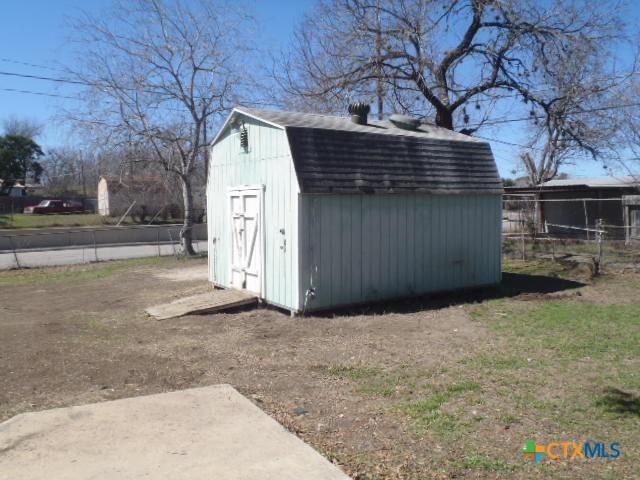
[0,0,637,179]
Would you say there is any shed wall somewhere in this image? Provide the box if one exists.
[298,193,502,311]
[97,178,109,216]
[208,117,299,310]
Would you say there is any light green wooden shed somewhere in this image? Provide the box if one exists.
[207,107,503,314]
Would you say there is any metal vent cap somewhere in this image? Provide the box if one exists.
[389,114,421,131]
[348,102,370,125]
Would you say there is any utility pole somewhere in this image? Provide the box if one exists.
[375,0,384,120]
[203,115,209,181]
[80,152,87,197]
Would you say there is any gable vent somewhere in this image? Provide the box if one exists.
[240,123,248,150]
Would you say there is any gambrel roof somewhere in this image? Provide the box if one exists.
[216,107,503,195]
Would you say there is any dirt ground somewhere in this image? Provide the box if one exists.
[1,256,638,479]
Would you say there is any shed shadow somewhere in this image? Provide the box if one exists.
[307,272,586,318]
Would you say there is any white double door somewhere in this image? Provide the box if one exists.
[229,186,263,295]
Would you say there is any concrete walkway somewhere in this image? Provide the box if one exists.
[0,385,350,480]
[0,241,208,269]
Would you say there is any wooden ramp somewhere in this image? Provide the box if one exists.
[146,289,257,320]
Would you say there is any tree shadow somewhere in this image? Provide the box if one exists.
[308,272,585,318]
[595,388,640,417]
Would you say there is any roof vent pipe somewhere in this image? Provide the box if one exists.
[348,102,370,125]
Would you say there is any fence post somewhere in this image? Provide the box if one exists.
[92,230,99,262]
[156,229,161,257]
[583,200,589,241]
[520,219,526,261]
[596,218,604,272]
[167,229,177,257]
[7,236,21,269]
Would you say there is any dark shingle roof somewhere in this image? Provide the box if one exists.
[233,107,503,194]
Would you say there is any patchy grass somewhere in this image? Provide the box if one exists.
[327,365,382,381]
[320,261,640,476]
[0,255,203,287]
[503,257,586,279]
[401,381,480,434]
[453,453,515,472]
[2,256,639,479]
[327,364,433,398]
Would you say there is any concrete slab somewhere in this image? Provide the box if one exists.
[145,289,257,320]
[0,385,350,480]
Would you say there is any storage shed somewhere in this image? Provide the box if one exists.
[207,106,503,313]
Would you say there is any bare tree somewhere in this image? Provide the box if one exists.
[615,76,640,182]
[518,42,628,185]
[41,147,96,196]
[278,0,622,133]
[2,116,44,140]
[66,0,252,254]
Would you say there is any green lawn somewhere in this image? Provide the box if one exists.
[0,213,183,229]
[0,213,120,229]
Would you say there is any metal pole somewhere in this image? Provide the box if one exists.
[116,201,136,227]
[156,229,161,257]
[147,205,166,225]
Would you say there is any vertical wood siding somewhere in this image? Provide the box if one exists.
[207,117,299,310]
[298,193,502,311]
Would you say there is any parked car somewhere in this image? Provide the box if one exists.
[23,200,85,214]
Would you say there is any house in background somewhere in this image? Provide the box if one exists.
[0,180,42,197]
[504,176,640,241]
[97,175,179,220]
[207,106,503,314]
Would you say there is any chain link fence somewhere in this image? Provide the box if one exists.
[0,223,207,269]
[503,196,640,273]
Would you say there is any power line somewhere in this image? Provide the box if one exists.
[0,87,75,99]
[0,69,181,99]
[1,66,639,154]
[0,69,225,101]
[0,69,89,86]
[0,57,65,73]
[465,100,640,129]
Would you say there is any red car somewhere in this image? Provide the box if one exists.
[23,199,85,214]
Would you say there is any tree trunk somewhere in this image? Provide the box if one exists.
[435,107,454,130]
[180,176,196,256]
